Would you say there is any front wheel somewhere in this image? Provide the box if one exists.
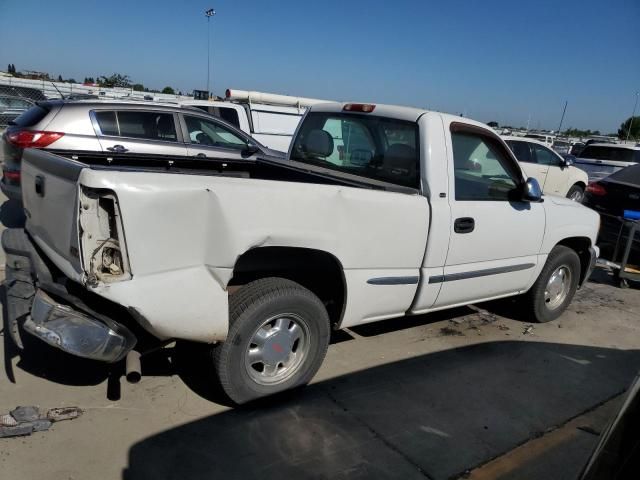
[523,246,581,323]
[212,278,330,404]
[566,185,585,202]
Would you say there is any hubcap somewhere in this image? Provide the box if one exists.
[544,265,572,310]
[244,314,310,385]
[569,190,583,202]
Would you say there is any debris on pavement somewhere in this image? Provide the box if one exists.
[523,325,534,335]
[440,326,464,336]
[0,406,82,438]
[498,324,510,331]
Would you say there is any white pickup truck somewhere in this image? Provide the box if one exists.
[4,102,599,404]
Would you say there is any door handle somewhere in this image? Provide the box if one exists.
[106,144,129,153]
[454,217,475,234]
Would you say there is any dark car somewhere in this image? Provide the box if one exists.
[583,164,640,266]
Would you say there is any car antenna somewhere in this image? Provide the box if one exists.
[50,80,66,100]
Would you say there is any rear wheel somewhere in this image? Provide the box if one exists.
[212,278,330,404]
[566,184,584,202]
[523,246,581,323]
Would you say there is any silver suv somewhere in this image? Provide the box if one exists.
[1,99,281,200]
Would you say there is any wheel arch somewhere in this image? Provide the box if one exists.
[555,236,592,286]
[229,246,346,326]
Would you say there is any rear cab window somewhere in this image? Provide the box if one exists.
[11,104,51,127]
[290,112,420,188]
[93,110,178,142]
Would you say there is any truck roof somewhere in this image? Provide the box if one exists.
[310,102,496,131]
[311,102,429,122]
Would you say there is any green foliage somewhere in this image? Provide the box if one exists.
[563,127,602,138]
[98,73,131,88]
[132,83,145,91]
[487,121,499,128]
[618,116,640,140]
[161,86,175,95]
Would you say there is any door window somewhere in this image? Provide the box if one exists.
[507,140,534,163]
[184,115,247,150]
[452,132,519,201]
[94,110,178,142]
[532,144,560,166]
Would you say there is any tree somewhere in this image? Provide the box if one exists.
[618,116,640,140]
[161,86,175,95]
[487,121,499,128]
[57,74,63,82]
[98,73,131,88]
[132,83,145,91]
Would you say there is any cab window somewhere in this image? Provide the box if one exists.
[452,132,519,201]
[507,140,534,163]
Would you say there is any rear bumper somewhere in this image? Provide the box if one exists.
[2,228,136,362]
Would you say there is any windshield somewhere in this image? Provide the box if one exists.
[290,112,420,188]
[580,146,639,163]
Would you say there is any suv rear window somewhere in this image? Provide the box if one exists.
[11,104,50,127]
[94,110,178,142]
[580,146,639,163]
[290,112,419,188]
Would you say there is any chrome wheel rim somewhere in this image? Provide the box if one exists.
[569,190,583,202]
[244,313,310,386]
[544,266,572,310]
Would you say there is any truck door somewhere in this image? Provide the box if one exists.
[433,124,545,308]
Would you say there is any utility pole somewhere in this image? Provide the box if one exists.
[626,92,639,142]
[205,8,216,98]
[557,101,568,136]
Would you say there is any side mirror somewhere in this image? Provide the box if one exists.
[241,143,260,157]
[562,155,575,167]
[522,177,543,202]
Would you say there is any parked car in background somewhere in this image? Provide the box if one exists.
[524,133,554,146]
[575,143,640,181]
[180,89,330,153]
[569,142,586,157]
[551,139,571,155]
[0,99,282,201]
[0,95,35,125]
[503,136,588,201]
[583,163,640,266]
[5,101,599,404]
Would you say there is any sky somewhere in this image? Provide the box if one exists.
[0,0,638,132]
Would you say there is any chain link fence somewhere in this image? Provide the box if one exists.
[0,85,46,128]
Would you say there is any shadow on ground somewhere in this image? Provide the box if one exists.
[123,341,640,480]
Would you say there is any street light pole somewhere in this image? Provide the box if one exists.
[626,92,639,142]
[205,8,216,98]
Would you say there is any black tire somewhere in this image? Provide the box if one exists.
[524,245,581,323]
[212,277,330,404]
[566,184,585,202]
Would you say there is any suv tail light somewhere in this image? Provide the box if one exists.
[6,130,64,149]
[586,182,607,196]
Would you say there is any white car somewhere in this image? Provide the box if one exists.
[504,136,588,202]
[5,102,599,404]
[574,143,640,182]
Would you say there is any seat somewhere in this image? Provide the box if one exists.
[156,115,175,140]
[378,144,417,183]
